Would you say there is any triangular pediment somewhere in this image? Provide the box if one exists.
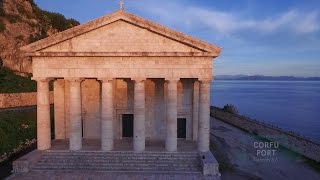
[21,10,221,56]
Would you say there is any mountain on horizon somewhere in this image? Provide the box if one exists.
[214,75,320,81]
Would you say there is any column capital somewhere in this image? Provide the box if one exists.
[132,78,146,83]
[32,77,54,82]
[98,78,114,82]
[65,78,84,82]
[198,79,212,84]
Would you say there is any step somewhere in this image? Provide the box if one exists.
[38,156,200,161]
[32,165,201,171]
[44,152,198,157]
[32,166,201,171]
[43,152,198,157]
[30,151,202,173]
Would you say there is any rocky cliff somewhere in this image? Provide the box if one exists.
[0,0,79,74]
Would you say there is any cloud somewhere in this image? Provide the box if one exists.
[131,1,320,36]
[188,8,320,35]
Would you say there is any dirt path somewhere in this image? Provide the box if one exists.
[210,117,320,180]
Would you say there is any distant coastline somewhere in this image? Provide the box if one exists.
[215,75,320,81]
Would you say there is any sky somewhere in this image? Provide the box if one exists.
[34,0,320,77]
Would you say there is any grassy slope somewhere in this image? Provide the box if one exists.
[0,108,37,156]
[0,68,36,93]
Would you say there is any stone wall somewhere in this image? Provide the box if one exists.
[210,106,320,162]
[0,92,54,109]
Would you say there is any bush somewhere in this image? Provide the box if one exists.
[0,67,54,92]
[0,0,4,17]
[15,35,24,41]
[28,32,47,43]
[7,15,21,24]
[222,104,239,114]
[0,20,5,32]
[43,11,79,32]
[0,8,3,17]
[26,2,79,42]
[0,67,36,93]
[17,3,33,19]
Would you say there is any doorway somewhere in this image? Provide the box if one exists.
[122,114,134,137]
[177,118,186,138]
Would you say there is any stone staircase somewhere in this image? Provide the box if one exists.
[30,150,202,173]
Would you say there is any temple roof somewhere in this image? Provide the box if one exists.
[21,10,221,57]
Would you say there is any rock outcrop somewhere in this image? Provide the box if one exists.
[0,0,79,74]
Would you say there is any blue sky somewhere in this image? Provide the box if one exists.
[34,0,320,77]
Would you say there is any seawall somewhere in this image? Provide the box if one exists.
[210,106,320,162]
[0,92,54,109]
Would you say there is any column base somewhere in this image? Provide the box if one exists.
[165,139,177,152]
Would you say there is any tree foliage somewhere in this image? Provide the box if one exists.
[0,0,4,17]
[0,19,5,32]
[222,104,239,114]
[27,0,80,42]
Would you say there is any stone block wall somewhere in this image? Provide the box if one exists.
[113,78,194,140]
[210,106,320,162]
[0,92,54,109]
[81,80,101,139]
[42,20,201,53]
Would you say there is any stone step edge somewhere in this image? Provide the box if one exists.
[30,168,202,174]
[39,157,199,160]
[41,154,198,157]
[41,154,198,156]
[35,163,200,166]
[45,150,198,154]
[33,165,201,170]
[36,162,200,164]
[30,169,202,174]
[33,164,201,168]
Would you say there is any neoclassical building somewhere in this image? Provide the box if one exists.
[21,9,221,153]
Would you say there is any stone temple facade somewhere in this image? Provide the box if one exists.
[18,9,221,175]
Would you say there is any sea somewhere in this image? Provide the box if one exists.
[211,80,320,142]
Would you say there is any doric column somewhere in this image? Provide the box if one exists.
[133,78,146,151]
[54,79,66,139]
[198,79,211,152]
[100,78,114,151]
[34,77,51,150]
[166,79,179,152]
[192,80,199,141]
[67,78,83,151]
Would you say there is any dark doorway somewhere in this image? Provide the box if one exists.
[122,114,134,137]
[177,118,186,138]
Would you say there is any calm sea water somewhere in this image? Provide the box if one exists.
[211,80,320,142]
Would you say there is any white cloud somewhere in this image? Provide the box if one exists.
[189,8,320,35]
[131,1,320,36]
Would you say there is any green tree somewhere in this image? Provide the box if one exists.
[222,104,239,114]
